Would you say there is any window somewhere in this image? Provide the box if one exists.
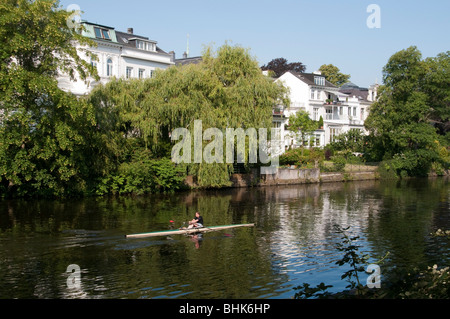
[313,108,319,121]
[136,40,145,50]
[353,107,357,117]
[107,58,113,77]
[126,67,133,79]
[315,134,321,147]
[316,90,321,100]
[330,128,341,143]
[102,29,111,40]
[361,108,365,120]
[311,89,315,100]
[136,40,156,52]
[314,76,325,86]
[94,27,102,38]
[139,69,145,79]
[326,108,333,120]
[94,27,111,40]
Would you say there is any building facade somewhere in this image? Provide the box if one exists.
[274,71,378,151]
[58,21,174,96]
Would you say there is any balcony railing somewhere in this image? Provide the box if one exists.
[323,101,344,106]
[325,114,362,124]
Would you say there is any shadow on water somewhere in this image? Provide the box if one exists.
[0,176,449,299]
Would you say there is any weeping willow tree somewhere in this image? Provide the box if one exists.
[88,43,289,188]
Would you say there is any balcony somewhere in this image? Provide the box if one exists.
[324,101,343,106]
[325,114,363,125]
[273,107,285,117]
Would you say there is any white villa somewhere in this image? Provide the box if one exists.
[58,21,174,96]
[273,71,379,151]
[56,19,379,155]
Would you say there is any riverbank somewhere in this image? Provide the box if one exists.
[185,165,381,189]
[185,164,450,189]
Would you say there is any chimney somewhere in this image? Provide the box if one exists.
[169,51,176,62]
[127,28,133,34]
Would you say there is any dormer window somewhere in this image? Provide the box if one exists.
[94,27,111,40]
[135,40,156,52]
[314,76,325,86]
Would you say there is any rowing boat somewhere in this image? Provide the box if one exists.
[126,223,255,239]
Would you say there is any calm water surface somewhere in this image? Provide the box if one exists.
[0,177,449,299]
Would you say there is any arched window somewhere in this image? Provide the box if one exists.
[107,58,113,77]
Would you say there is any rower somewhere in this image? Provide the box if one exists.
[188,212,204,229]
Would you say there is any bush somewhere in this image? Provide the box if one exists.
[279,148,324,168]
[324,147,333,160]
[378,148,443,178]
[95,151,186,196]
[378,160,400,179]
[332,156,346,172]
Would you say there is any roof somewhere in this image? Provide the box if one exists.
[287,71,338,89]
[174,56,203,66]
[81,21,115,30]
[80,20,170,55]
[115,31,169,55]
[340,82,360,89]
[116,31,168,54]
[339,83,370,101]
[116,31,154,45]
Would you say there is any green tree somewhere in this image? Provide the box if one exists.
[88,43,289,189]
[318,64,351,87]
[261,57,306,78]
[288,110,318,149]
[365,46,449,176]
[329,129,365,154]
[422,52,450,136]
[0,0,99,197]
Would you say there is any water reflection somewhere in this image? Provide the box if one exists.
[0,177,449,299]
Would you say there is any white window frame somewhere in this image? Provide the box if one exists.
[126,67,133,79]
[106,58,113,77]
[313,108,319,121]
[314,76,325,86]
[139,69,145,79]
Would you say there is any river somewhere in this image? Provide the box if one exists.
[0,177,449,299]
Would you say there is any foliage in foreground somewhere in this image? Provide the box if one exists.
[293,226,450,299]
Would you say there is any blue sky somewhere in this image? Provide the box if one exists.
[59,0,449,88]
